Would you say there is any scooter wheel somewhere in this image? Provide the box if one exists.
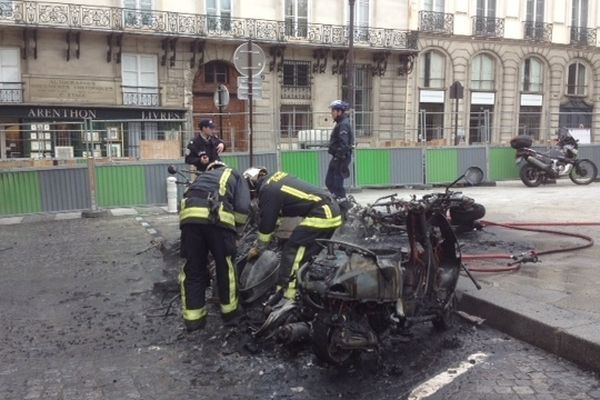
[312,316,355,366]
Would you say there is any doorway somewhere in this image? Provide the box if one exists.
[192,60,247,152]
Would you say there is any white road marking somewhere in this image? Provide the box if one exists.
[406,352,488,400]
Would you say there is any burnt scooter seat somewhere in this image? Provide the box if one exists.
[510,135,533,149]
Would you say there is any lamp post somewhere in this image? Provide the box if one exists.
[348,0,356,111]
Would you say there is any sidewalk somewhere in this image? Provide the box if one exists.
[2,180,600,373]
[352,180,600,372]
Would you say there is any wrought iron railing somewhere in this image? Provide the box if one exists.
[122,86,160,107]
[472,16,504,38]
[570,26,597,46]
[285,19,308,39]
[419,11,453,34]
[0,82,24,103]
[0,1,417,50]
[523,21,552,42]
[281,85,311,100]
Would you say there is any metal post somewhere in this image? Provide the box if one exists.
[348,0,358,191]
[218,104,224,144]
[454,97,459,145]
[248,39,254,166]
[82,118,107,218]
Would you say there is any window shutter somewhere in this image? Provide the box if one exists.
[121,54,139,87]
[358,0,369,27]
[139,55,158,88]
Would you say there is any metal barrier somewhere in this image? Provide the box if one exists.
[4,144,600,217]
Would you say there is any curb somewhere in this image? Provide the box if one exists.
[456,281,600,373]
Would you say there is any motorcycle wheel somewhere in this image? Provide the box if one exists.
[519,164,543,187]
[449,203,486,227]
[432,294,457,331]
[312,317,355,366]
[569,159,598,185]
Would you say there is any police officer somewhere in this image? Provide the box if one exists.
[185,119,225,172]
[244,167,342,304]
[326,100,354,201]
[179,161,251,332]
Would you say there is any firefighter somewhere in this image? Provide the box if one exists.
[243,167,343,304]
[179,161,250,332]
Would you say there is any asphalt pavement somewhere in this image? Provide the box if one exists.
[2,179,600,399]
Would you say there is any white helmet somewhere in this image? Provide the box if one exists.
[243,166,268,190]
[206,161,227,171]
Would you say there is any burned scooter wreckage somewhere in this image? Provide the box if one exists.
[254,167,485,365]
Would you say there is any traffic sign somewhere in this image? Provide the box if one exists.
[213,84,230,110]
[233,42,266,77]
[237,76,263,100]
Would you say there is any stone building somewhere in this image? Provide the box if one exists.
[409,0,600,145]
[0,0,416,160]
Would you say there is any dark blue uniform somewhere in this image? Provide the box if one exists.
[326,114,353,198]
[184,134,224,172]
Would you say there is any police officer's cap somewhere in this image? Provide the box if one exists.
[199,119,216,129]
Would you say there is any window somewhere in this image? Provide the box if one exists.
[419,51,445,89]
[470,54,495,91]
[205,61,229,84]
[121,54,159,106]
[567,62,586,96]
[348,0,369,41]
[526,0,544,22]
[207,0,232,32]
[572,0,588,27]
[342,65,372,137]
[524,0,545,39]
[423,0,444,12]
[123,0,153,26]
[475,0,496,35]
[476,0,496,18]
[285,0,308,38]
[0,48,21,103]
[521,57,543,93]
[283,61,310,86]
[280,105,311,139]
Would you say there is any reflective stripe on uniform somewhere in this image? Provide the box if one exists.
[266,171,288,184]
[322,204,333,219]
[180,205,236,227]
[299,215,343,229]
[219,168,233,196]
[283,245,306,300]
[280,185,322,202]
[258,231,273,243]
[220,256,239,314]
[234,211,248,224]
[179,270,208,321]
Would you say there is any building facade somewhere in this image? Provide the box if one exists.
[1,0,598,162]
[0,0,416,161]
[410,0,600,145]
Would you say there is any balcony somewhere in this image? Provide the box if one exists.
[472,16,504,38]
[0,1,417,51]
[570,27,597,46]
[122,86,160,107]
[0,82,23,103]
[523,21,552,42]
[419,11,453,35]
[281,85,311,101]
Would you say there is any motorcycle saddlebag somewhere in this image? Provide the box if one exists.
[510,135,533,149]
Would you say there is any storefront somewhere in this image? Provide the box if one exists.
[0,105,186,160]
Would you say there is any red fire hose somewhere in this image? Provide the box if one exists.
[462,220,597,273]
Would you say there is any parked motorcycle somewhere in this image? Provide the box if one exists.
[255,167,484,365]
[511,132,597,187]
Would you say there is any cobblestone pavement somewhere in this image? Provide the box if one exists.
[1,214,600,400]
